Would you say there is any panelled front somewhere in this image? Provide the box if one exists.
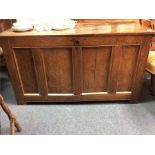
[9,35,145,103]
[79,36,142,96]
[13,47,74,97]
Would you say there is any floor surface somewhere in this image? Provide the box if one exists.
[0,66,155,135]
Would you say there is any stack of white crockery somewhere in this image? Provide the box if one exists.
[11,19,77,32]
[52,19,77,30]
[32,19,77,31]
[12,19,33,32]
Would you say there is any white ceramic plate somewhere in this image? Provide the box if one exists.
[11,26,33,32]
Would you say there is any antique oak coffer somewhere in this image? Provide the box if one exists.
[0,20,154,104]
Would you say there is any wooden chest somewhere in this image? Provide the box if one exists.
[0,20,154,104]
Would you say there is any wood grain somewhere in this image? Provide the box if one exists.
[82,46,111,93]
[32,48,48,96]
[14,48,38,93]
[117,45,140,91]
[72,46,83,95]
[43,48,73,93]
[131,36,152,102]
[108,46,122,94]
[0,21,153,37]
[0,39,25,104]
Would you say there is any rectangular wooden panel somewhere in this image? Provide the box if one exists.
[32,49,48,96]
[72,47,83,95]
[78,36,143,46]
[117,45,140,91]
[108,46,122,94]
[10,37,74,48]
[42,48,73,93]
[82,46,112,93]
[131,36,152,102]
[13,48,38,94]
[24,93,131,102]
[10,36,143,48]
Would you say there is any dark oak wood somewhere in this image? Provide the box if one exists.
[117,45,139,91]
[82,46,111,93]
[43,48,73,94]
[0,20,12,32]
[0,39,25,105]
[14,48,38,94]
[72,46,83,95]
[32,49,48,96]
[75,19,140,24]
[23,93,132,102]
[108,46,122,93]
[0,20,154,104]
[131,36,152,102]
